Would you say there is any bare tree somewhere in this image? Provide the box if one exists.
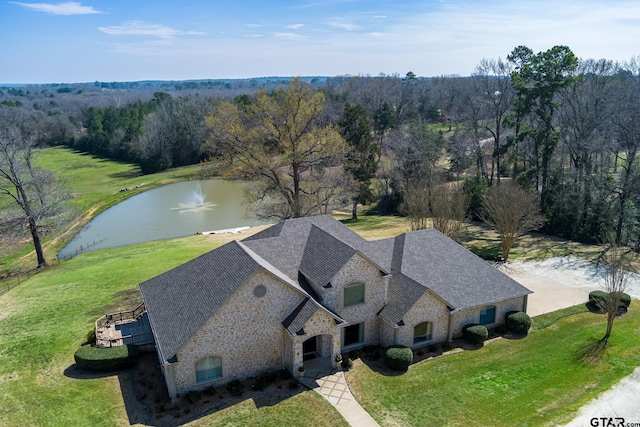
[481,183,545,260]
[600,245,630,342]
[400,178,431,231]
[400,177,467,240]
[430,183,468,242]
[0,108,69,268]
[472,57,514,185]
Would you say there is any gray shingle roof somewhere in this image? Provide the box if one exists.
[378,273,427,326]
[282,298,318,336]
[299,225,356,288]
[140,240,263,362]
[241,215,389,281]
[141,215,531,362]
[385,229,532,312]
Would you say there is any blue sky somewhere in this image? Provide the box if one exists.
[2,0,639,84]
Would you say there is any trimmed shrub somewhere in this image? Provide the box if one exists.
[611,292,632,308]
[74,344,138,372]
[226,379,244,396]
[589,290,608,307]
[341,357,353,370]
[463,324,489,345]
[588,291,631,313]
[384,345,413,371]
[505,311,532,335]
[86,329,96,345]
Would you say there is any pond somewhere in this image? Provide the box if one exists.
[58,180,264,259]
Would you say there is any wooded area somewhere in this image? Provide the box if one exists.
[2,45,640,252]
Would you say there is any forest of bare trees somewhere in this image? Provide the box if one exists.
[2,45,640,248]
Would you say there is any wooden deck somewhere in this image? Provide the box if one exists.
[95,304,153,347]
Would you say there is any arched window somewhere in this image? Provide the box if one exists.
[479,305,496,325]
[413,321,432,344]
[195,356,222,383]
[344,283,364,306]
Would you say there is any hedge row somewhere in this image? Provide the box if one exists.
[588,290,632,313]
[74,344,139,372]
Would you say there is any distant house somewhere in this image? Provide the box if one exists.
[139,215,531,401]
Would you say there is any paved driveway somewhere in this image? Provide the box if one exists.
[499,258,640,426]
[499,265,589,316]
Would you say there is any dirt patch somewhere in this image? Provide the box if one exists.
[123,351,305,427]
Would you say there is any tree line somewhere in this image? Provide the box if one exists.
[3,44,640,267]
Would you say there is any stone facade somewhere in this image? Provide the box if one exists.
[289,309,342,372]
[153,239,528,400]
[170,269,303,395]
[388,290,450,348]
[329,253,388,349]
[450,296,527,339]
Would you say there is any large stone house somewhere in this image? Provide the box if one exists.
[139,215,531,400]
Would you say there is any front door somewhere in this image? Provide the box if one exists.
[302,336,317,361]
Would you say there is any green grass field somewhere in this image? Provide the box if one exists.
[1,147,207,270]
[0,233,347,426]
[347,305,640,426]
[2,148,639,426]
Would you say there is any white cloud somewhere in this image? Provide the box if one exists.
[329,21,360,31]
[374,15,387,19]
[10,1,103,15]
[274,32,306,40]
[244,33,264,38]
[98,21,203,39]
[287,23,304,29]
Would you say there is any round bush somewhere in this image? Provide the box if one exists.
[383,345,413,371]
[589,290,608,307]
[74,344,138,372]
[505,311,532,335]
[463,324,489,345]
[611,292,632,308]
[341,357,353,370]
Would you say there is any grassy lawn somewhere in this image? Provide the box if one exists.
[2,147,207,270]
[186,391,348,427]
[0,230,346,427]
[347,305,640,426]
[4,148,639,426]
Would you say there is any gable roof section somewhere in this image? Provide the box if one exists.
[241,215,389,281]
[282,298,319,336]
[243,221,284,241]
[378,273,427,327]
[396,229,532,311]
[299,225,356,288]
[140,240,262,363]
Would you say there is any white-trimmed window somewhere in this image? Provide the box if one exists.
[413,321,432,344]
[479,305,496,325]
[195,356,222,383]
[344,283,364,306]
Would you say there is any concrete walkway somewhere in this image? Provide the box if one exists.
[565,366,640,426]
[300,357,380,427]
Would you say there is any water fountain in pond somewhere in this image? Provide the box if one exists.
[172,181,218,213]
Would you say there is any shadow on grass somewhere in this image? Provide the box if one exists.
[65,351,305,426]
[574,337,608,365]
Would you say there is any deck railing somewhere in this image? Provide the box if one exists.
[96,303,146,328]
[100,331,154,348]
